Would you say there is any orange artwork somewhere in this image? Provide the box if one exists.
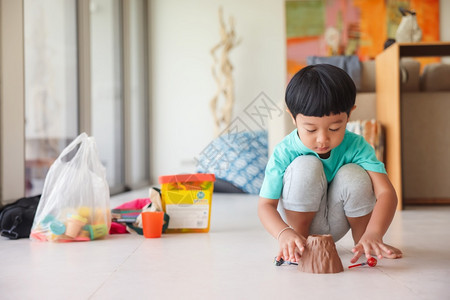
[410,0,440,42]
[286,0,440,80]
[352,0,387,60]
[409,0,441,67]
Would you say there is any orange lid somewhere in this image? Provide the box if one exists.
[158,173,215,184]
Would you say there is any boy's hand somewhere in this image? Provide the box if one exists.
[276,229,307,263]
[350,231,393,263]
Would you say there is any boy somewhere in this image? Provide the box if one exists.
[258,64,402,264]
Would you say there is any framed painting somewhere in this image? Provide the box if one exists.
[286,0,440,80]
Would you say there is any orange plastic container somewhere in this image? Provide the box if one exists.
[159,173,215,233]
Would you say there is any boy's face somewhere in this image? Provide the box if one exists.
[292,112,350,159]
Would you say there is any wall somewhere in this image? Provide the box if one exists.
[149,0,286,180]
[0,0,25,202]
[441,0,450,63]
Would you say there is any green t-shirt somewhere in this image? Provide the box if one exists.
[259,129,386,199]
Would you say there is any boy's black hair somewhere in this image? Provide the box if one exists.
[285,64,356,118]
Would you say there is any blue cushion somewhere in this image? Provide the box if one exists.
[197,130,268,194]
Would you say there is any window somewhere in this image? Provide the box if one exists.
[90,0,125,193]
[0,0,150,203]
[126,0,150,187]
[24,0,78,196]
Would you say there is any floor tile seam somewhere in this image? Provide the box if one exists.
[87,239,145,299]
[375,265,422,298]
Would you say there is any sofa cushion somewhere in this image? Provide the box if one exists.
[352,93,376,121]
[359,59,420,92]
[360,60,376,93]
[420,63,450,91]
[400,58,420,92]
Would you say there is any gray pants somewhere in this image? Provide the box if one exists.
[280,156,376,242]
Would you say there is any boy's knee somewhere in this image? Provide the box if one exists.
[335,164,372,190]
[284,155,324,184]
[282,155,326,212]
[330,164,375,217]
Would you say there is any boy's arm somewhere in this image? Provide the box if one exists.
[257,197,287,238]
[351,171,398,262]
[258,197,306,262]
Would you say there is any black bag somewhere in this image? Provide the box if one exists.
[0,195,41,239]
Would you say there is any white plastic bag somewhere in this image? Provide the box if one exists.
[30,133,110,242]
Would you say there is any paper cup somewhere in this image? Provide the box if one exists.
[65,215,87,238]
[142,211,164,238]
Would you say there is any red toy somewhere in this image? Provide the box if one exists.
[348,257,377,269]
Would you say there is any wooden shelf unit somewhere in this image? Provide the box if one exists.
[375,42,450,210]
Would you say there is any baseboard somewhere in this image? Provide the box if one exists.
[404,198,450,205]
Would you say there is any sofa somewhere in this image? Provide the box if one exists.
[268,59,450,204]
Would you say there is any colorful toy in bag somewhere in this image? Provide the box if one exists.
[30,133,111,242]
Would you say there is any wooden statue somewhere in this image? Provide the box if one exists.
[396,7,422,43]
[210,7,241,136]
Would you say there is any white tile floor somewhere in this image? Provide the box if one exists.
[1,188,450,300]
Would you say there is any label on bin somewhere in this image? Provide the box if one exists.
[166,204,209,229]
